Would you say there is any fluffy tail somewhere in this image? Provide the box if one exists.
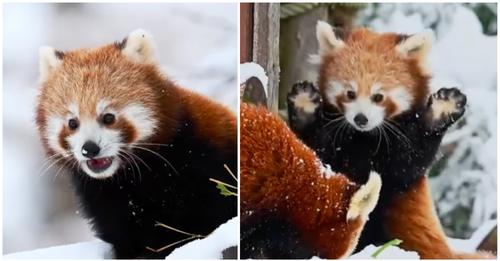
[347,171,382,221]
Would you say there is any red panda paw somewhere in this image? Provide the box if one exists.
[426,87,467,131]
[287,81,322,130]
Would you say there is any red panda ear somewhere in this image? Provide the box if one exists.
[395,30,433,73]
[39,46,64,82]
[316,21,345,56]
[121,29,157,64]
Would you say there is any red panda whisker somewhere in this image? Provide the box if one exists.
[324,118,345,134]
[117,152,141,183]
[123,150,144,183]
[127,144,179,175]
[331,121,349,151]
[121,149,152,172]
[39,154,71,178]
[324,116,345,128]
[38,153,68,175]
[385,121,411,147]
[380,126,391,152]
[338,120,351,142]
[383,122,411,148]
[131,142,173,147]
[374,127,382,154]
[52,157,73,182]
[52,158,73,182]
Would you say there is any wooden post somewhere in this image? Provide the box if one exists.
[240,3,254,63]
[253,3,280,113]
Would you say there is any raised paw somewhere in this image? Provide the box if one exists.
[427,87,467,131]
[287,81,322,129]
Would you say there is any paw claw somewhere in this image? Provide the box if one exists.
[428,87,467,130]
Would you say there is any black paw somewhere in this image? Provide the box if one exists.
[427,87,467,131]
[287,81,321,130]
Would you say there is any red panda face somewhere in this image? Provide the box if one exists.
[316,22,431,132]
[37,29,161,179]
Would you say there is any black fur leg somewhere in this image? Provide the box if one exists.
[287,81,322,143]
[426,87,467,132]
[241,215,314,259]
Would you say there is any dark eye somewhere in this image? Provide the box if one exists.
[347,90,356,100]
[102,113,116,125]
[372,94,384,103]
[68,118,79,130]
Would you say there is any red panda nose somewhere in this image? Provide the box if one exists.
[354,113,368,127]
[82,141,101,159]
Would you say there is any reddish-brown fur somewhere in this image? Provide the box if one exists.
[384,176,495,259]
[319,28,429,116]
[241,103,367,258]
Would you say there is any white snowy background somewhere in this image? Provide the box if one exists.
[3,3,237,256]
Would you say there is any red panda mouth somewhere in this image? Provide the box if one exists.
[86,157,113,173]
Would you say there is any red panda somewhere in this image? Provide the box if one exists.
[240,103,382,259]
[36,29,236,258]
[287,21,494,259]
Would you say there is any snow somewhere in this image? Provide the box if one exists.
[165,217,238,259]
[349,244,419,259]
[240,62,269,96]
[4,240,112,259]
[448,219,497,253]
[4,217,238,259]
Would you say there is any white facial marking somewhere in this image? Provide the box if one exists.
[370,83,382,95]
[96,99,111,115]
[344,97,385,131]
[68,103,79,116]
[388,87,412,115]
[348,81,358,92]
[121,103,157,141]
[47,117,66,155]
[325,81,345,107]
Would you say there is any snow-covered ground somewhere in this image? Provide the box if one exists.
[4,217,238,259]
[3,3,236,255]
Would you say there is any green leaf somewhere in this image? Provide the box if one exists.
[216,183,236,197]
[371,239,403,258]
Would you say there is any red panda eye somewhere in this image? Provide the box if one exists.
[346,90,356,100]
[372,94,384,103]
[68,118,79,130]
[102,113,116,125]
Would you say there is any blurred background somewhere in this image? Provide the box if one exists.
[277,2,496,243]
[3,3,237,254]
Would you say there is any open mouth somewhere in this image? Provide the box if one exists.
[86,157,113,173]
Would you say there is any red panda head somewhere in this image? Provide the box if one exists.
[316,21,432,132]
[36,29,166,179]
